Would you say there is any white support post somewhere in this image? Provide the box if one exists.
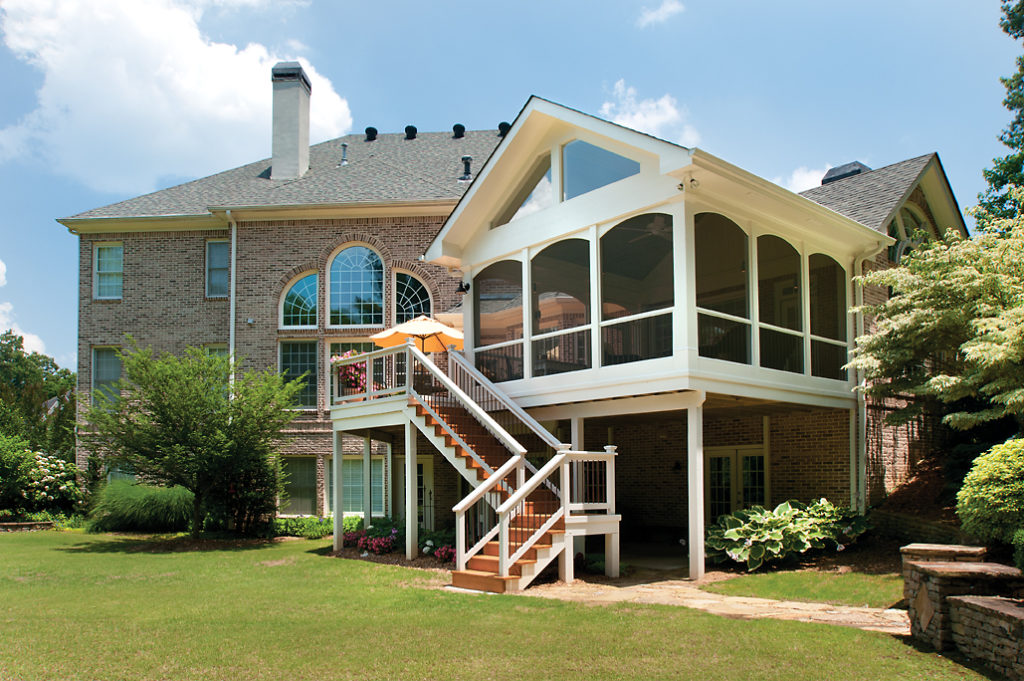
[404,421,418,559]
[687,401,706,579]
[386,441,394,518]
[362,436,372,528]
[604,444,619,578]
[559,459,574,584]
[570,417,585,558]
[332,432,343,552]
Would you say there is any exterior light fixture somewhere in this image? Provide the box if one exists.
[456,281,471,294]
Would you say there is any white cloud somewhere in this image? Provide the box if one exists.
[599,79,700,147]
[773,165,831,193]
[0,302,46,355]
[0,0,352,195]
[636,0,684,28]
[0,258,6,287]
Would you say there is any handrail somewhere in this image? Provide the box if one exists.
[411,393,496,477]
[331,344,403,366]
[497,451,568,515]
[408,344,528,457]
[449,350,563,450]
[452,454,522,513]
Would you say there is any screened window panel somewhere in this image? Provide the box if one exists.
[812,340,848,380]
[395,273,431,323]
[95,244,123,298]
[697,314,750,364]
[562,140,640,201]
[92,348,121,405]
[283,273,317,327]
[338,458,384,514]
[281,457,316,515]
[757,235,801,331]
[474,344,524,383]
[474,260,523,346]
[280,341,317,408]
[809,254,846,341]
[601,313,672,366]
[532,329,591,377]
[695,213,748,318]
[759,328,803,373]
[600,214,673,321]
[532,239,590,335]
[329,247,384,325]
[206,241,229,297]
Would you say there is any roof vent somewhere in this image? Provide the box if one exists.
[460,155,472,181]
[821,161,871,185]
[365,126,378,142]
[340,142,348,166]
[453,123,466,139]
[497,121,511,137]
[405,125,417,140]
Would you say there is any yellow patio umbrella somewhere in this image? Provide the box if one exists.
[369,315,464,353]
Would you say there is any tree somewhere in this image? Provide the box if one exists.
[850,194,1024,435]
[980,1,1024,220]
[82,340,302,537]
[0,331,76,459]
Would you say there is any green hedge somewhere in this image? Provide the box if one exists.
[86,481,194,533]
[957,438,1024,568]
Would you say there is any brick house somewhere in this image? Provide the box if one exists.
[62,63,965,591]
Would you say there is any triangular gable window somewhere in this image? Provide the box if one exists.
[494,156,553,227]
[562,140,640,201]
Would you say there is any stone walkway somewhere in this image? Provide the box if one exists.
[520,572,910,635]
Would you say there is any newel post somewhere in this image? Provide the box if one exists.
[604,445,617,515]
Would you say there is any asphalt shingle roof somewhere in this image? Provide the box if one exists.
[799,153,934,233]
[68,130,503,219]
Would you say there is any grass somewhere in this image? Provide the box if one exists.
[702,569,905,609]
[0,531,978,681]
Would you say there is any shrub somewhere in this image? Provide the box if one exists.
[274,516,334,540]
[86,481,194,533]
[705,499,868,571]
[956,438,1024,567]
[0,435,86,516]
[419,527,455,556]
[432,544,455,563]
[0,434,34,513]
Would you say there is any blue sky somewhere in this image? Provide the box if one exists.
[0,0,1017,368]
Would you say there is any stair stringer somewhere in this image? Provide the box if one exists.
[513,532,567,591]
[403,405,502,497]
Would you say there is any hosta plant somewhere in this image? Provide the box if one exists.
[705,499,868,571]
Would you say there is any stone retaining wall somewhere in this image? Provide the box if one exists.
[0,521,55,532]
[949,596,1024,681]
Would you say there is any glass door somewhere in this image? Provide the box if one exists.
[704,446,768,523]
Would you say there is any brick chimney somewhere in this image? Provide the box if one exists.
[271,61,311,180]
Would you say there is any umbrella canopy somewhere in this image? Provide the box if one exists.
[370,315,464,353]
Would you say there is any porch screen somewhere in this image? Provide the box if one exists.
[474,260,524,382]
[695,213,750,364]
[757,235,802,373]
[809,254,848,380]
[531,238,591,376]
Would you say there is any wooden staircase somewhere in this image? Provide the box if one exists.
[453,515,566,593]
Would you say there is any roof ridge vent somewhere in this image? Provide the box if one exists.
[821,161,871,185]
[365,126,378,142]
[405,125,417,140]
[453,123,465,139]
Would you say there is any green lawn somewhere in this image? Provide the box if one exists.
[0,531,973,681]
[702,570,905,609]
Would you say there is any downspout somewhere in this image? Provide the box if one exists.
[227,209,238,384]
[852,240,887,514]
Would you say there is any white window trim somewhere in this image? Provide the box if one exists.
[392,270,433,326]
[93,242,123,300]
[278,339,319,411]
[326,243,387,330]
[205,239,230,299]
[279,270,319,330]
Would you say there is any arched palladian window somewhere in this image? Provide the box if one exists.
[473,260,524,382]
[329,246,383,326]
[394,272,431,323]
[695,213,750,364]
[757,235,802,373]
[600,213,673,366]
[809,254,848,380]
[281,272,317,328]
[531,238,591,377]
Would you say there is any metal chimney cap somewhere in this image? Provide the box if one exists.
[270,61,311,94]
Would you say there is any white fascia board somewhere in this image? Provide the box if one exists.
[688,150,893,253]
[59,213,225,234]
[917,158,969,237]
[208,200,456,222]
[461,174,682,270]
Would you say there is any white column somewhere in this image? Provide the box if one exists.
[332,432,343,552]
[386,441,394,518]
[605,444,619,578]
[569,416,585,558]
[404,421,418,559]
[687,401,705,579]
[521,250,532,379]
[362,436,372,528]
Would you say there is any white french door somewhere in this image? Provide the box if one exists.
[704,446,769,523]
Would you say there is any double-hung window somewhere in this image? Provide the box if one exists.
[92,347,121,406]
[280,341,318,408]
[94,243,123,299]
[206,240,229,297]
